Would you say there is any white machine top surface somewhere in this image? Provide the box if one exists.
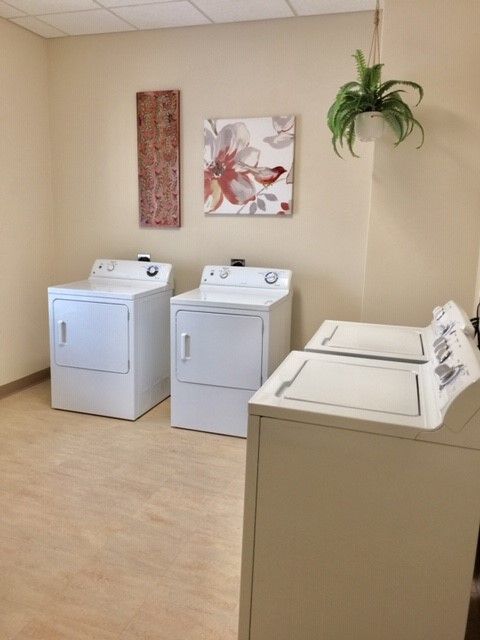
[249,350,436,434]
[305,301,474,362]
[251,324,480,439]
[48,259,173,300]
[285,359,420,416]
[306,322,425,359]
[171,265,291,311]
[170,286,288,311]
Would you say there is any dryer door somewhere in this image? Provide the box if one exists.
[175,310,263,390]
[52,299,129,373]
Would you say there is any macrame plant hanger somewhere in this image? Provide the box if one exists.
[367,0,381,67]
[355,0,384,143]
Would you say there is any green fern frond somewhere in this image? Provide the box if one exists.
[353,50,367,82]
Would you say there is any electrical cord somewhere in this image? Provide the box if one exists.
[470,301,480,350]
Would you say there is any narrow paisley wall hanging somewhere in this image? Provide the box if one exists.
[137,90,180,228]
[204,115,295,216]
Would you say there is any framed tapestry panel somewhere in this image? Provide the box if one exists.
[137,90,180,228]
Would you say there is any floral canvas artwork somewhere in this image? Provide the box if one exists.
[204,115,295,215]
[137,90,180,228]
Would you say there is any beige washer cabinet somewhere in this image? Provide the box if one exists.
[238,334,480,640]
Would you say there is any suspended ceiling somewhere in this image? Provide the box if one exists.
[0,0,376,38]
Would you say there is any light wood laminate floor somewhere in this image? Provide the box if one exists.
[0,382,246,640]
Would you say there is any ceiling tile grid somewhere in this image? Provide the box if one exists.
[0,0,377,38]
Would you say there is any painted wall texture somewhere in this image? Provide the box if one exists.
[2,3,480,385]
[0,20,53,386]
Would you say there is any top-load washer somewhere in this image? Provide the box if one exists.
[170,265,292,437]
[48,259,173,420]
[305,300,474,362]
[239,324,480,640]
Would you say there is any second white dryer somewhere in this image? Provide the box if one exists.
[170,265,292,437]
[305,300,474,362]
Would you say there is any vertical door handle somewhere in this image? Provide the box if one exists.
[57,320,67,346]
[180,332,190,360]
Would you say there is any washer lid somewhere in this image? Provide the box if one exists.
[305,320,426,361]
[170,286,288,311]
[249,351,442,435]
[48,278,172,300]
[285,360,419,416]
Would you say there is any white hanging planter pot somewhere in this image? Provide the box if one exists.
[355,111,385,142]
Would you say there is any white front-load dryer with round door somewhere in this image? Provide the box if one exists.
[170,265,292,437]
[48,259,173,420]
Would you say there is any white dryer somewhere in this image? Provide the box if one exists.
[48,259,173,420]
[239,328,480,640]
[305,300,474,362]
[170,265,292,437]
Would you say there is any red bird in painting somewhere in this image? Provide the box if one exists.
[251,166,286,187]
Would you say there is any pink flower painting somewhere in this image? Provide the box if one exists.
[204,115,295,215]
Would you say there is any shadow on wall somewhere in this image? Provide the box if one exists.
[290,275,361,350]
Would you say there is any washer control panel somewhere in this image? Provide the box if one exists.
[90,259,173,285]
[432,301,475,337]
[201,265,292,290]
[435,327,480,412]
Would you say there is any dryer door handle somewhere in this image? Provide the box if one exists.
[57,320,67,346]
[180,332,190,360]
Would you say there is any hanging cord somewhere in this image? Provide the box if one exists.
[367,0,381,66]
[470,302,480,350]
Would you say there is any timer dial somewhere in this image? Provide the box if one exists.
[147,265,159,277]
[265,271,279,285]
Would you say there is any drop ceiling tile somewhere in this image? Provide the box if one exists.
[40,9,135,34]
[10,15,66,36]
[0,1,25,18]
[97,0,171,6]
[6,0,98,14]
[112,1,210,29]
[194,0,293,23]
[290,0,376,15]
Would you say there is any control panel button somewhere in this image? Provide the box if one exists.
[437,349,451,364]
[106,261,115,272]
[265,271,279,285]
[433,306,445,321]
[433,336,447,350]
[219,268,229,279]
[147,265,159,277]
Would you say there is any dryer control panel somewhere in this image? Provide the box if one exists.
[201,265,292,290]
[90,259,173,285]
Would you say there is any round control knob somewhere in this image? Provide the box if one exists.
[219,268,229,279]
[147,265,159,277]
[106,261,115,272]
[435,364,462,389]
[265,271,279,285]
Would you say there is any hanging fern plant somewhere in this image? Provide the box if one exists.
[327,49,424,158]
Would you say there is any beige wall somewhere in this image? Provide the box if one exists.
[3,4,480,385]
[0,20,53,386]
[47,14,374,351]
[363,0,480,323]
